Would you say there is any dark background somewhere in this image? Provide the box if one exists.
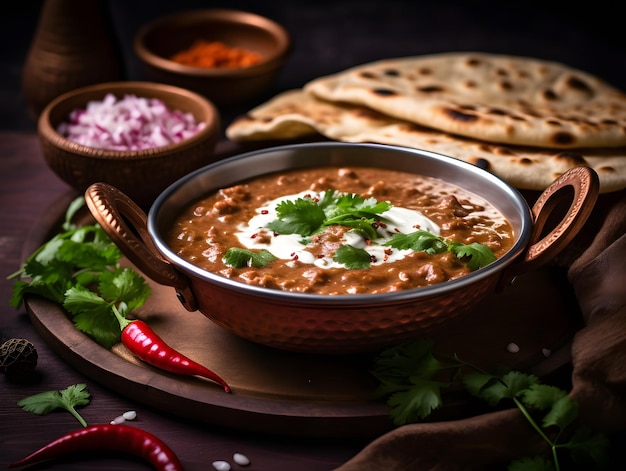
[2,0,625,133]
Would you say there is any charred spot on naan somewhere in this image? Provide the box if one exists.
[551,151,589,167]
[497,80,515,92]
[465,57,484,68]
[383,69,400,77]
[595,164,618,175]
[564,75,595,96]
[482,144,517,156]
[551,132,577,146]
[371,88,399,97]
[486,108,509,116]
[441,107,480,123]
[417,85,445,93]
[542,89,559,100]
[351,107,392,125]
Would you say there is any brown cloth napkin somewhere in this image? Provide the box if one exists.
[334,189,626,470]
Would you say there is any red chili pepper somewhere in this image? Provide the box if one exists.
[121,319,231,393]
[7,424,183,470]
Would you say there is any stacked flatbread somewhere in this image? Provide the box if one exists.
[226,52,626,193]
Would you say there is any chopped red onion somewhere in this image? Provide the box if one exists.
[57,93,206,151]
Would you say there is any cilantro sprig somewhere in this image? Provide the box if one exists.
[372,340,609,470]
[266,190,392,241]
[17,383,91,427]
[8,197,151,349]
[385,230,497,270]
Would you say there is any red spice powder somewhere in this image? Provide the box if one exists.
[171,40,262,68]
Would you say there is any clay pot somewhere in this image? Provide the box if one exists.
[21,0,123,119]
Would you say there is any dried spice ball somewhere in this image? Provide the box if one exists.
[0,338,38,379]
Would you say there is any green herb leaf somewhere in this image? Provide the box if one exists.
[8,198,151,348]
[540,394,579,431]
[371,340,452,421]
[63,286,123,349]
[333,244,372,269]
[223,248,278,268]
[266,190,391,239]
[323,193,391,240]
[385,230,448,253]
[97,268,152,313]
[267,197,326,236]
[17,383,91,427]
[464,371,539,406]
[386,230,496,270]
[372,339,610,470]
[387,381,443,424]
[449,241,497,270]
[567,427,611,468]
[371,339,443,387]
[63,196,87,231]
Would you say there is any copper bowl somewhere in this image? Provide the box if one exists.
[85,143,598,354]
[38,81,221,208]
[133,9,291,106]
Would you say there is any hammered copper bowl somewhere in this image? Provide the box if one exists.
[38,81,221,208]
[133,9,291,106]
[85,143,598,355]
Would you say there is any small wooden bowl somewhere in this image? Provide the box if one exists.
[133,9,291,106]
[38,81,221,208]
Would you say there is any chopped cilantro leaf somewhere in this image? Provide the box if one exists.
[266,197,326,236]
[223,248,278,268]
[333,244,372,269]
[385,230,447,253]
[449,241,497,270]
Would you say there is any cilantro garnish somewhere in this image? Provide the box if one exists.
[223,247,278,268]
[230,191,497,272]
[266,196,326,236]
[333,245,372,269]
[448,241,498,271]
[266,190,392,241]
[384,230,448,254]
[17,383,91,427]
[372,340,610,470]
[8,197,151,349]
[386,230,497,270]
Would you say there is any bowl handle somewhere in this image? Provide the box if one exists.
[498,165,599,289]
[84,182,198,312]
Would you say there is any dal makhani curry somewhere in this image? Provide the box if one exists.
[167,167,515,294]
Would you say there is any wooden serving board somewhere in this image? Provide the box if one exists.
[22,191,582,438]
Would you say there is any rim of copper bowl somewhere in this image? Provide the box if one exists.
[147,142,534,305]
[133,8,292,78]
[38,81,220,160]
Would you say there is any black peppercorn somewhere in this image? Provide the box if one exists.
[0,338,38,379]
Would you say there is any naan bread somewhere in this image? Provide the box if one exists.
[303,52,626,149]
[226,89,626,193]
